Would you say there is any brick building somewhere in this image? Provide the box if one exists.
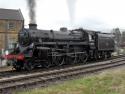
[0,8,24,50]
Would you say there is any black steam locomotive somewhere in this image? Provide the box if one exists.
[5,24,115,71]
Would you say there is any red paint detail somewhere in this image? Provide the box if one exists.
[3,54,25,61]
[16,54,24,60]
[3,54,15,59]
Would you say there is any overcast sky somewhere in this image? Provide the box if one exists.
[0,0,125,31]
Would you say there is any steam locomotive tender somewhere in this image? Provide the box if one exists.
[6,24,115,71]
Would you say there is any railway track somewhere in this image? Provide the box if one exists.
[0,54,124,79]
[0,56,125,93]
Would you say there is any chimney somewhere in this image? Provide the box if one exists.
[29,23,37,29]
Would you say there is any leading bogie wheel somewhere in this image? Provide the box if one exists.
[14,66,22,71]
[43,58,52,68]
[24,59,34,71]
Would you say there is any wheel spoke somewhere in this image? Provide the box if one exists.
[79,52,88,63]
[54,56,65,66]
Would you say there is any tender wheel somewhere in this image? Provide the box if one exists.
[100,52,105,60]
[107,52,111,58]
[97,52,103,60]
[24,59,34,71]
[103,52,108,60]
[13,61,22,71]
[94,52,98,60]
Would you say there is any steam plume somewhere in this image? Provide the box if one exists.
[27,0,36,24]
[67,0,77,24]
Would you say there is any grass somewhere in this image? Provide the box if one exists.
[15,68,125,94]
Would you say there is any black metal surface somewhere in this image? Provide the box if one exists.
[96,33,114,51]
[8,27,115,71]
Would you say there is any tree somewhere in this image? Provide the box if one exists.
[121,31,125,47]
[111,28,121,55]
